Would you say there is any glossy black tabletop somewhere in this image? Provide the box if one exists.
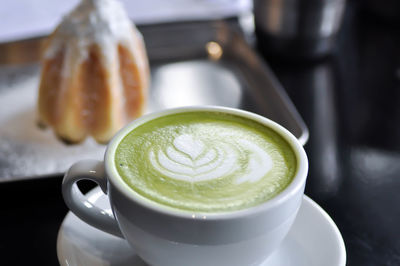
[1,2,399,266]
[260,3,400,265]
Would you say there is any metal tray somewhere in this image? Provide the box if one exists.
[0,20,308,182]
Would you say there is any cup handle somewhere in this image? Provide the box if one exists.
[62,159,123,238]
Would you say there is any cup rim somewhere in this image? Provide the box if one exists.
[105,106,308,221]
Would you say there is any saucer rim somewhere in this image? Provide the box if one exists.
[57,188,346,266]
[301,195,346,266]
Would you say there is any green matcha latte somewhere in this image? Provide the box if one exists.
[115,111,297,213]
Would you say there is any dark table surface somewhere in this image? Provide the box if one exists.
[263,3,400,265]
[1,2,399,266]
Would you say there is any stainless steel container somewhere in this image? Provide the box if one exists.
[254,0,346,58]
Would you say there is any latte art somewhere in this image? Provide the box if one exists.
[149,134,272,184]
[234,140,273,184]
[115,111,297,212]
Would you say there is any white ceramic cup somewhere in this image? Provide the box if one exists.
[62,106,308,266]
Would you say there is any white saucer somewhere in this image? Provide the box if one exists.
[57,187,346,266]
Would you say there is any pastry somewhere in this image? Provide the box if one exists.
[38,0,149,143]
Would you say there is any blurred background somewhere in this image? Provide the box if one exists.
[0,0,399,265]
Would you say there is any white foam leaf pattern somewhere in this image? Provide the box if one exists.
[149,134,273,183]
[173,134,204,159]
[234,140,273,184]
[165,146,217,167]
